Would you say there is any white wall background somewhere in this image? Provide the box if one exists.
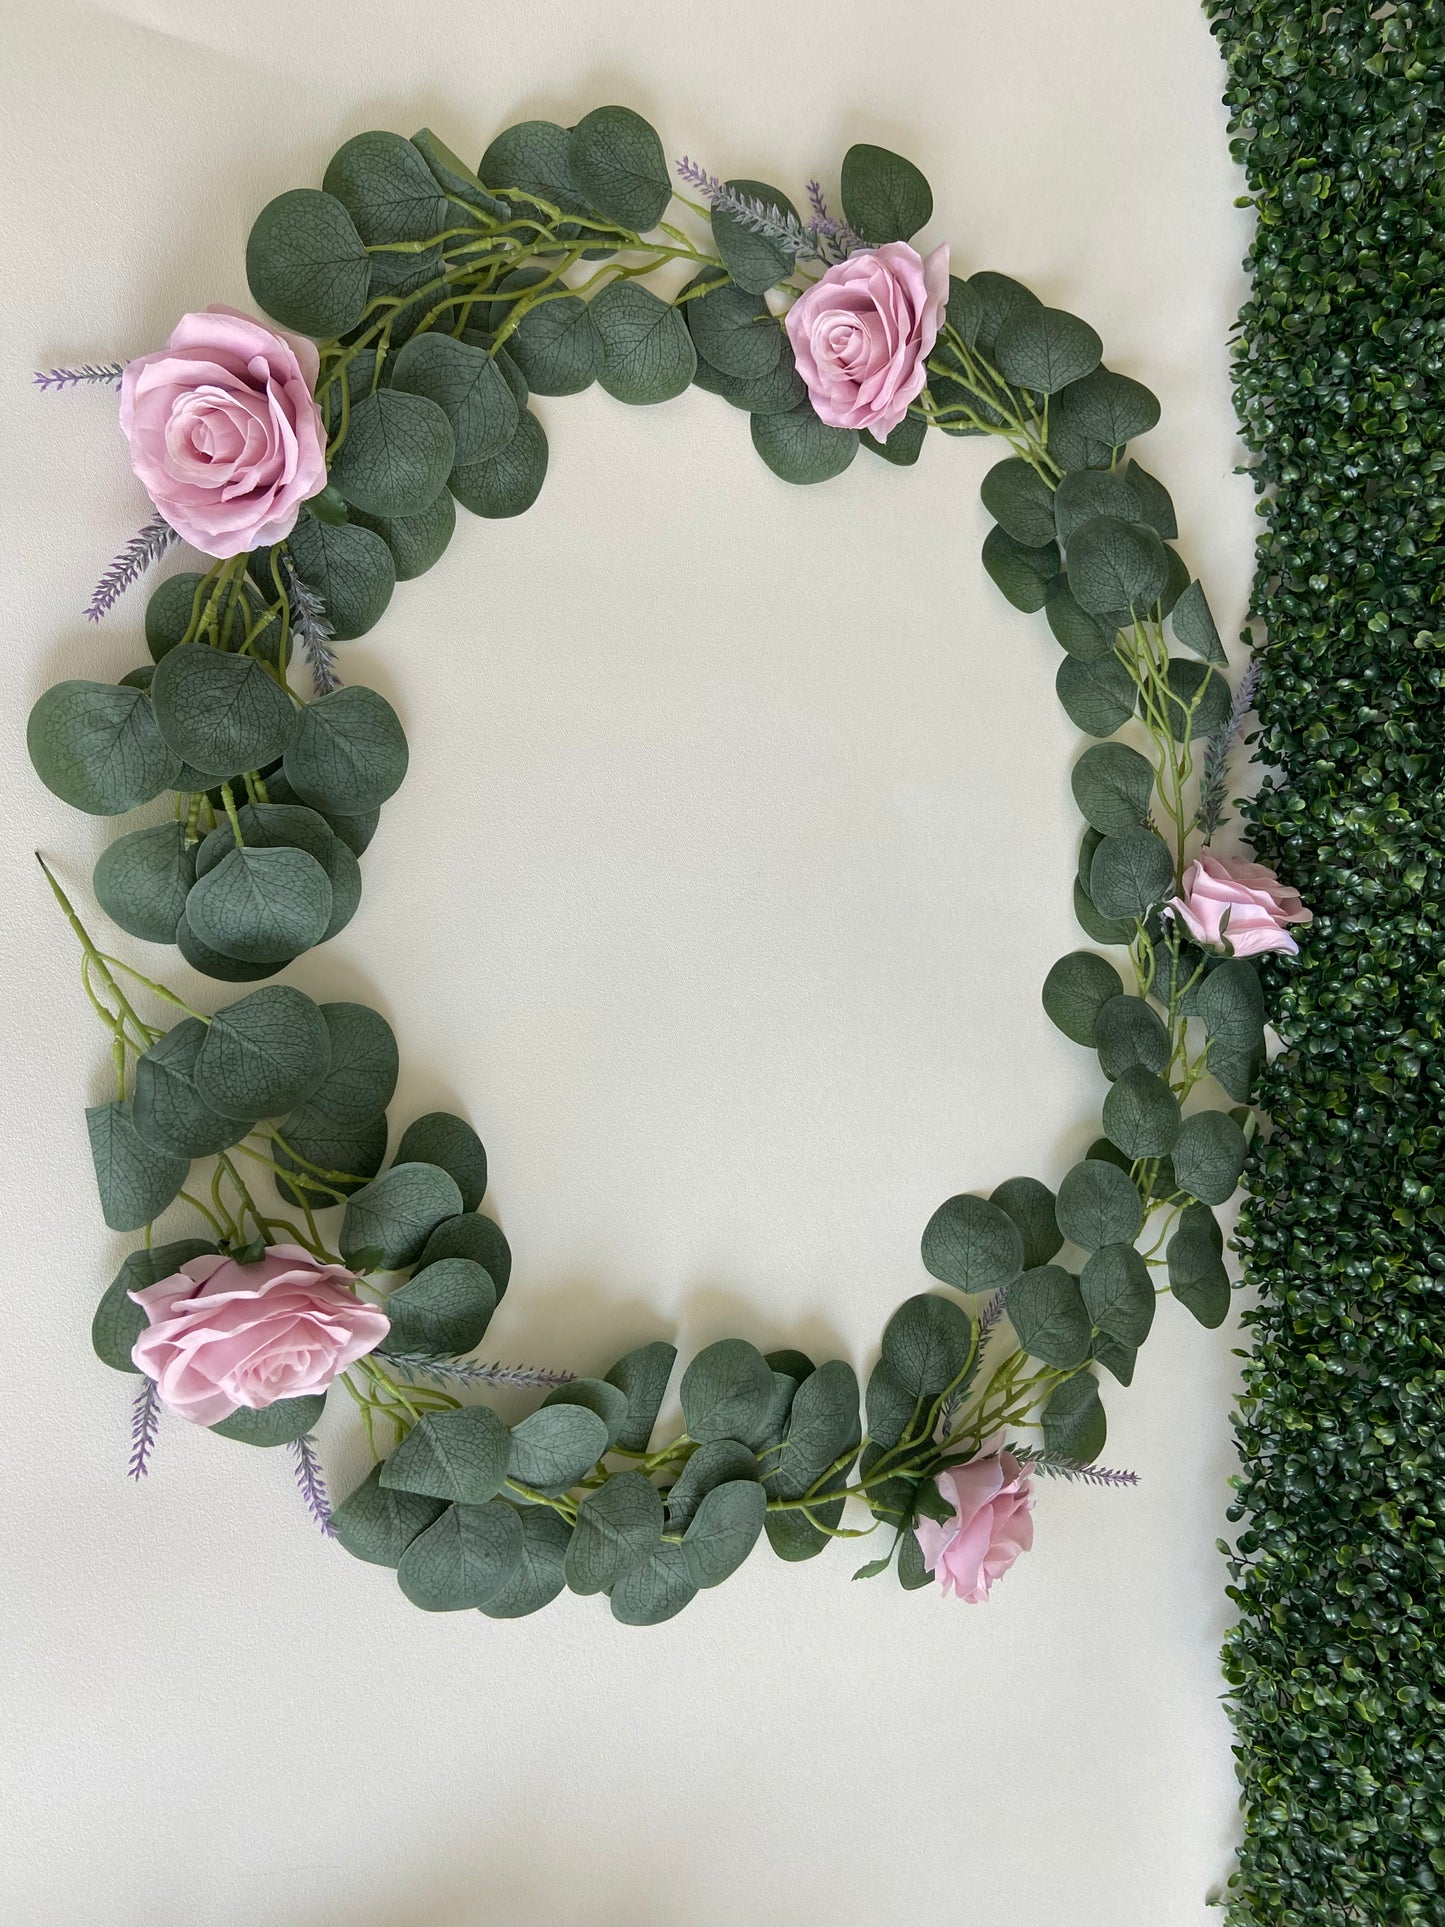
[0,3,1255,1922]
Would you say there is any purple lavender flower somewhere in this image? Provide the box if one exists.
[383,1353,575,1391]
[33,362,125,393]
[675,160,867,265]
[281,553,341,697]
[1014,1448,1140,1488]
[290,1434,334,1536]
[1196,658,1260,839]
[127,1379,160,1480]
[85,513,177,623]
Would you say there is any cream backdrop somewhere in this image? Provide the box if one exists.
[0,3,1256,1922]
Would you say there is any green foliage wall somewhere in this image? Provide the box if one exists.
[1204,4,1445,1920]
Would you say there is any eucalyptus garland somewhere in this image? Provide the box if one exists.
[29,110,1308,1625]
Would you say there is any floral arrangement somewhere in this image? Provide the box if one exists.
[30,112,1307,1624]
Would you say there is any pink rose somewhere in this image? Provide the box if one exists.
[1165,850,1312,959]
[119,306,327,558]
[785,241,949,440]
[130,1244,389,1426]
[914,1447,1036,1603]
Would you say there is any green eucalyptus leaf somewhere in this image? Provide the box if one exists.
[132,1018,250,1159]
[279,1001,398,1135]
[150,645,295,780]
[610,1542,698,1625]
[478,1505,571,1619]
[93,1238,216,1373]
[331,1464,445,1568]
[679,1338,775,1443]
[982,525,1060,612]
[685,277,782,381]
[478,121,594,235]
[185,845,332,964]
[920,1193,1025,1294]
[417,1214,511,1300]
[1055,1158,1144,1251]
[765,1359,860,1499]
[751,401,858,484]
[174,915,286,983]
[194,803,333,879]
[1041,1372,1107,1463]
[980,457,1057,547]
[542,1377,630,1449]
[390,333,518,465]
[245,188,371,338]
[897,1526,933,1589]
[604,1340,677,1453]
[410,128,510,222]
[329,389,455,518]
[1041,950,1124,1046]
[379,1405,511,1504]
[28,681,181,814]
[567,106,670,232]
[341,1162,464,1270]
[393,1112,487,1212]
[323,130,450,244]
[508,1403,608,1496]
[665,1439,759,1532]
[275,515,395,642]
[397,1499,524,1611]
[765,1503,841,1563]
[989,1176,1064,1269]
[1045,581,1117,661]
[1124,462,1178,539]
[880,1293,974,1400]
[144,573,208,663]
[379,1257,496,1355]
[1067,516,1169,616]
[1052,367,1161,462]
[1089,828,1175,920]
[86,1100,189,1232]
[1094,994,1171,1080]
[1196,959,1267,1047]
[1172,1109,1249,1206]
[1102,1065,1182,1159]
[840,143,932,244]
[1071,743,1155,835]
[93,822,196,943]
[1080,1243,1156,1346]
[449,407,548,517]
[1167,1203,1231,1326]
[1169,578,1227,665]
[505,293,603,396]
[591,281,696,404]
[348,492,456,582]
[283,686,408,815]
[995,305,1102,396]
[1006,1265,1092,1369]
[1091,1332,1137,1385]
[271,1112,388,1208]
[967,272,1041,358]
[194,985,329,1121]
[682,1479,767,1588]
[211,1395,325,1447]
[1053,469,1143,547]
[565,1472,663,1595]
[1074,875,1136,946]
[861,413,927,465]
[1056,654,1139,738]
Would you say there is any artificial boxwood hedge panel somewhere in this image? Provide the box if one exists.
[1203,4,1445,1922]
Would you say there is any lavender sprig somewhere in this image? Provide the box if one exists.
[290,1434,334,1536]
[85,513,177,623]
[938,1287,1009,1433]
[281,553,341,697]
[33,361,125,392]
[1013,1447,1140,1488]
[383,1353,576,1391]
[675,159,866,264]
[1195,658,1260,840]
[127,1379,160,1480]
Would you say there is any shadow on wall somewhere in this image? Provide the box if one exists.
[305,1851,697,1927]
